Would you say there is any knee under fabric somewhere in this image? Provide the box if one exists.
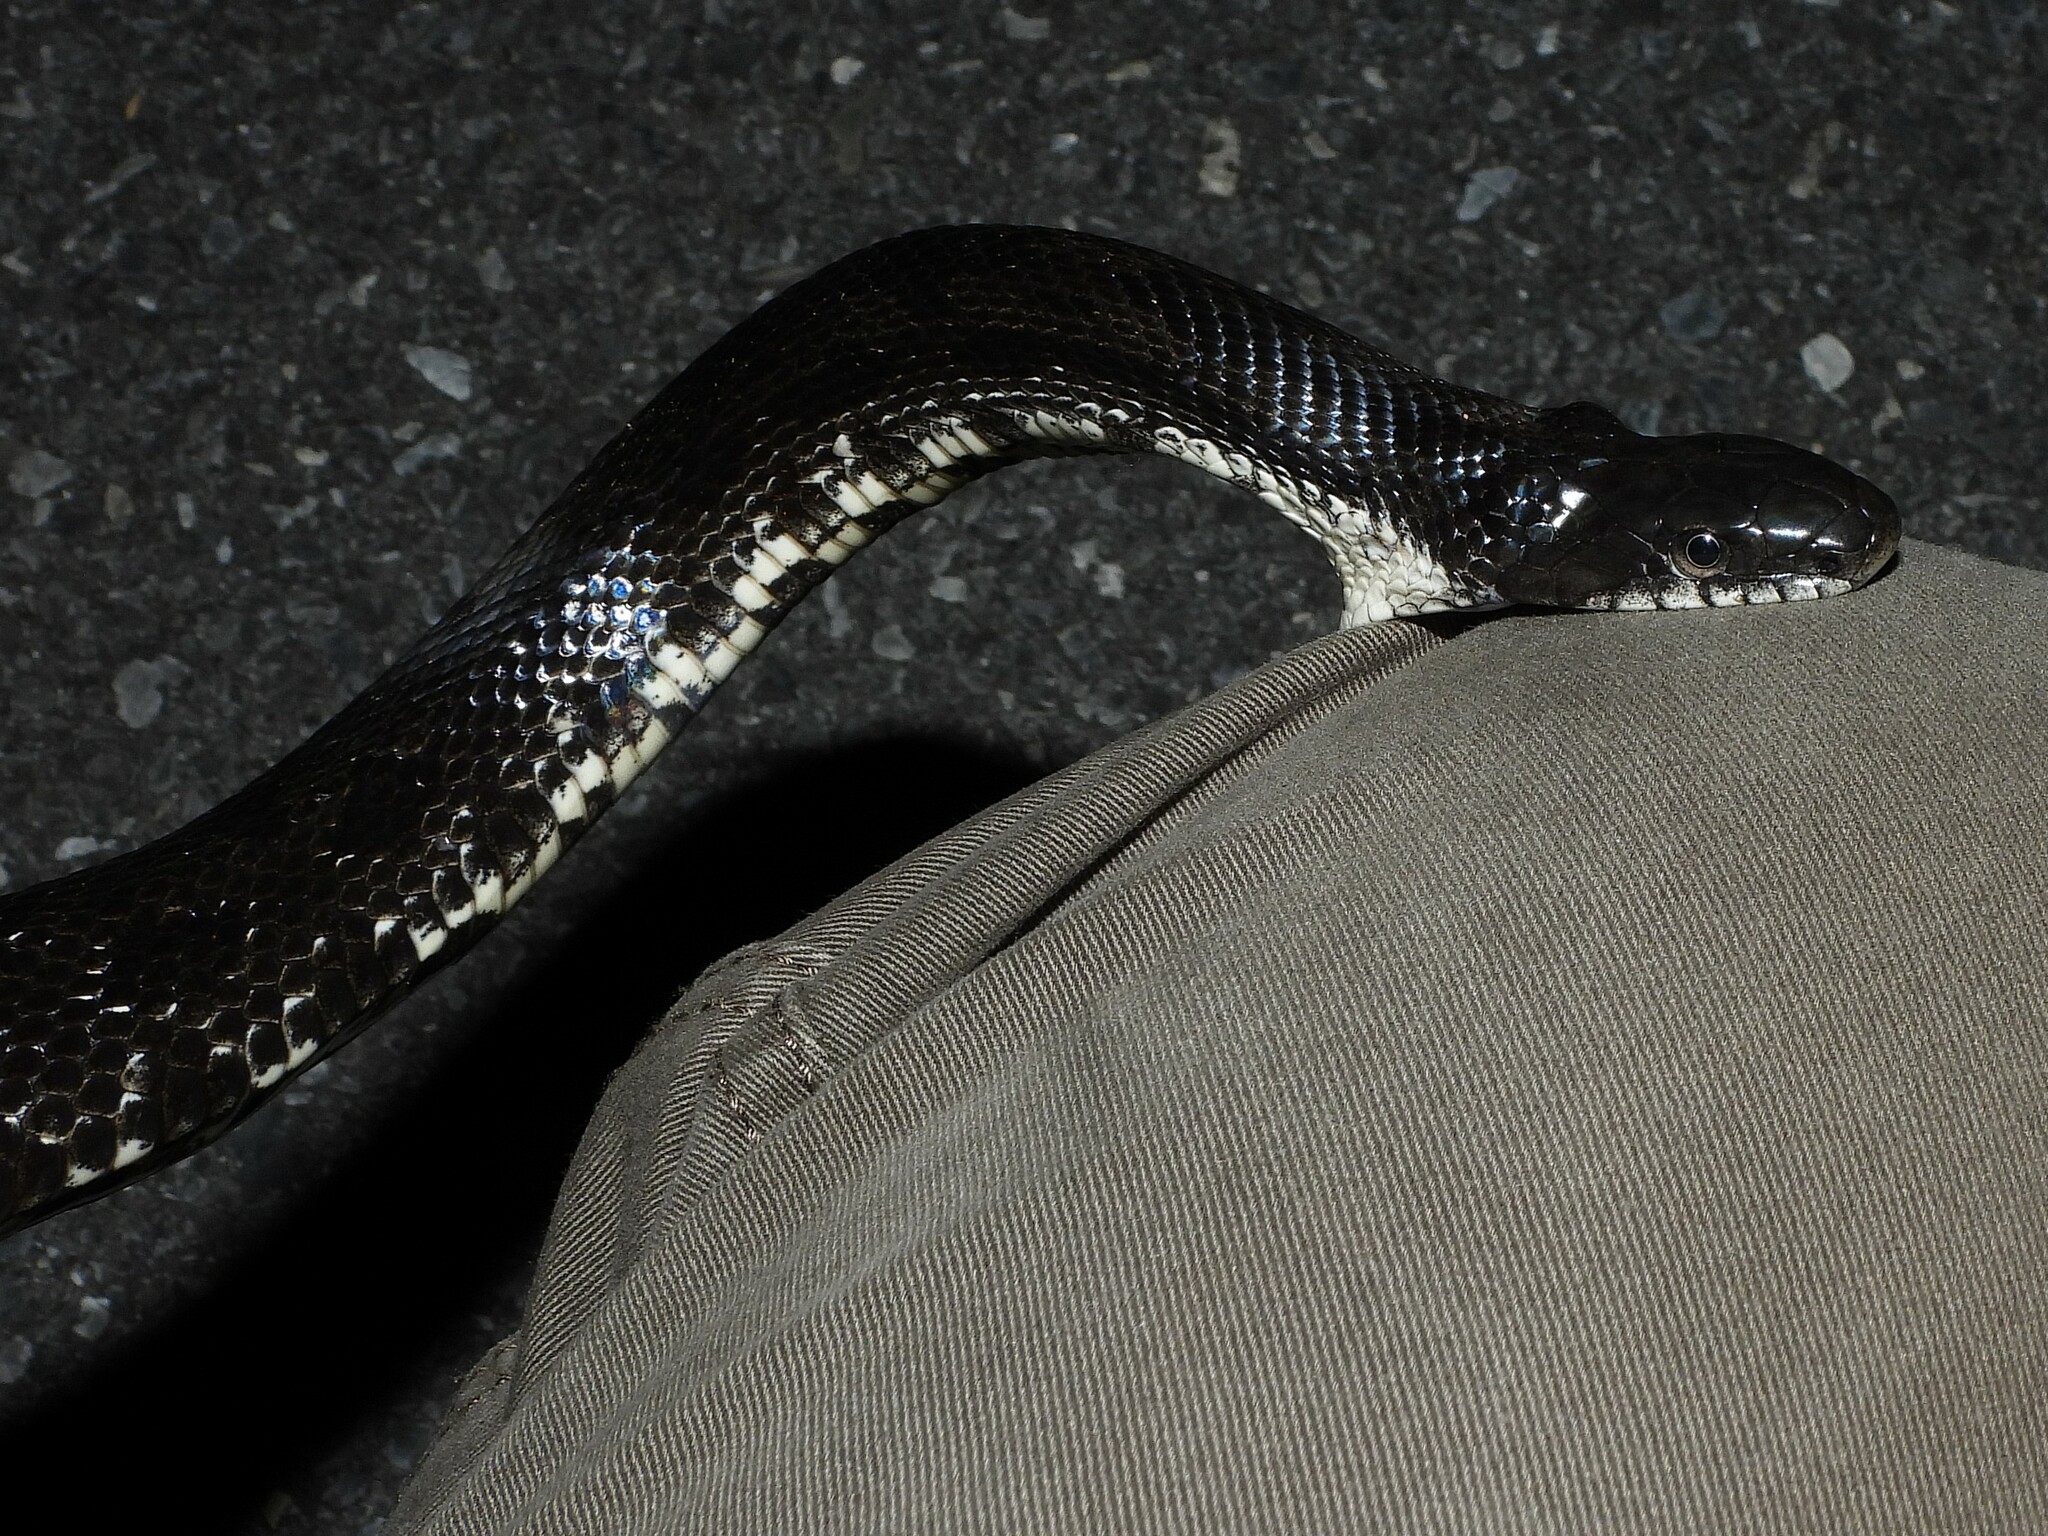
[393,539,2048,1535]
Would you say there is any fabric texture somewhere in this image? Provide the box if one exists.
[394,538,2047,1534]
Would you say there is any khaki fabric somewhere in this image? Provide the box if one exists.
[395,539,2048,1534]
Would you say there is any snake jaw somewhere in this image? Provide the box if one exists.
[1493,416,1901,613]
[1594,573,1858,612]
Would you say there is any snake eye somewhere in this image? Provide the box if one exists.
[1675,531,1727,577]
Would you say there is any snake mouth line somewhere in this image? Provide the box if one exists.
[1593,575,1858,612]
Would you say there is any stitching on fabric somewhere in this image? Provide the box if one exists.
[711,1049,766,1145]
[706,989,829,1146]
[664,938,839,1043]
[656,631,1442,1256]
[775,994,826,1087]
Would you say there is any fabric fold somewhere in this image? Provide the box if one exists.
[396,541,2047,1535]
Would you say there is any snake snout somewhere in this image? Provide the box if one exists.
[1742,464,1899,594]
[1716,457,1901,597]
[1791,470,1900,585]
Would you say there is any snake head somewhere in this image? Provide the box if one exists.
[1492,404,1900,612]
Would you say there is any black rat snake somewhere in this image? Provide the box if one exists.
[0,225,1898,1234]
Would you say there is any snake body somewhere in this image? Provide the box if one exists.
[0,225,1897,1233]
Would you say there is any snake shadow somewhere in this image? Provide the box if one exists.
[0,733,1042,1529]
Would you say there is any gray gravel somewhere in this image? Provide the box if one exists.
[2,2,2043,1530]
